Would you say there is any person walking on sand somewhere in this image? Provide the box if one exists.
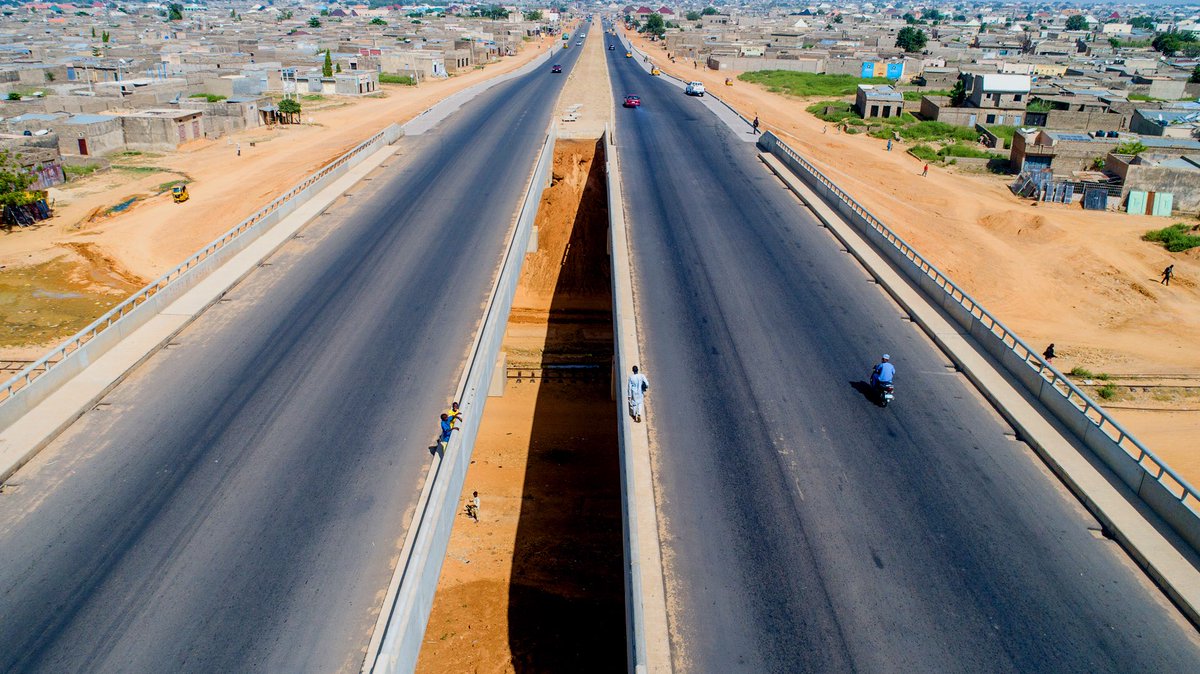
[1161,264,1174,286]
[822,125,827,134]
[752,115,760,134]
[466,491,480,522]
[1043,343,1056,363]
[236,142,241,157]
[922,163,929,177]
[886,139,893,151]
[628,365,649,423]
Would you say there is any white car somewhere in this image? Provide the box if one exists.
[685,81,706,97]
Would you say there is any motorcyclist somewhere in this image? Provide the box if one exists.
[870,354,895,391]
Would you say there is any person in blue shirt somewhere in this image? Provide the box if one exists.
[871,354,895,390]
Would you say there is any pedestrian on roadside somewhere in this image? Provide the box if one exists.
[236,142,241,157]
[922,163,929,177]
[822,125,827,134]
[444,401,463,430]
[628,365,649,423]
[466,491,480,522]
[752,115,760,134]
[438,413,455,448]
[886,139,893,151]
[1043,343,1056,363]
[1161,264,1175,286]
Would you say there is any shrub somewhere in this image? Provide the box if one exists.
[64,163,101,179]
[938,143,1004,159]
[986,124,1017,149]
[188,93,226,102]
[1068,367,1111,380]
[1096,384,1117,400]
[908,144,940,162]
[805,100,859,122]
[1143,223,1200,252]
[379,73,416,85]
[896,120,979,143]
[902,89,950,101]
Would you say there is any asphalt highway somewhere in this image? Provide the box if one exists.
[606,31,1200,673]
[0,38,583,673]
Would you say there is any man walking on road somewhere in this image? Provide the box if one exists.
[466,491,480,522]
[1161,264,1175,286]
[628,365,649,423]
[922,163,929,177]
[752,115,761,134]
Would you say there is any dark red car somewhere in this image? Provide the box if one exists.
[551,64,563,73]
[623,95,641,108]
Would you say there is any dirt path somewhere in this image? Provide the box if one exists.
[0,38,554,359]
[628,31,1200,485]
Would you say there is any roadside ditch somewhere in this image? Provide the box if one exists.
[415,138,625,671]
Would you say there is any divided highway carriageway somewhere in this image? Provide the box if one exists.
[0,43,582,673]
[606,28,1200,674]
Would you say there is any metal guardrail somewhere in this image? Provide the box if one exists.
[757,131,1200,545]
[0,125,400,410]
[370,123,557,674]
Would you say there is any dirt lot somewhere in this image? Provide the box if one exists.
[629,31,1200,486]
[417,38,624,667]
[0,38,554,360]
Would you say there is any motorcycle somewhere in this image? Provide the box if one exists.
[871,376,895,407]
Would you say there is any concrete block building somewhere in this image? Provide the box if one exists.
[115,109,204,152]
[855,84,904,119]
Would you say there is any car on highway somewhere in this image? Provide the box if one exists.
[625,51,633,58]
[609,44,615,50]
[552,64,563,73]
[685,81,706,96]
[623,95,641,108]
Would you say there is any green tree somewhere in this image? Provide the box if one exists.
[0,150,35,207]
[644,13,666,38]
[1114,140,1147,156]
[308,16,321,28]
[5,92,19,101]
[322,50,333,77]
[701,7,718,16]
[369,17,387,25]
[685,11,700,21]
[896,26,927,53]
[45,72,55,82]
[277,10,293,21]
[101,30,109,43]
[523,10,542,21]
[167,3,183,20]
[1130,16,1155,31]
[1065,15,1088,31]
[320,8,329,16]
[949,78,966,106]
[230,8,235,18]
[833,14,843,24]
[1152,30,1198,56]
[278,97,301,123]
[1191,65,1200,84]
[335,63,342,73]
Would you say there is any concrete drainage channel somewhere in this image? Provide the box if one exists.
[370,123,671,672]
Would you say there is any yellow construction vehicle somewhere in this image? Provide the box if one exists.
[650,67,661,76]
[171,184,189,203]
[625,51,632,58]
